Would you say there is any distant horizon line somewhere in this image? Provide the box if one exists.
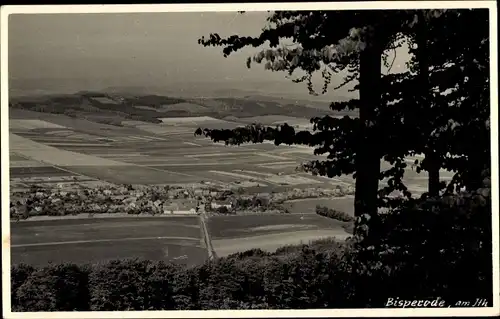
[8,83,350,102]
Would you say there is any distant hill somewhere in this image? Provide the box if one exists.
[9,90,357,127]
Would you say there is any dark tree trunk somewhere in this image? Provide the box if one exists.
[354,37,382,218]
[417,12,441,197]
[427,155,441,196]
[463,153,488,191]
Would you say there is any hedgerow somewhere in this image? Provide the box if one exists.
[315,205,355,222]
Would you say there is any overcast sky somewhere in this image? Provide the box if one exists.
[8,12,410,99]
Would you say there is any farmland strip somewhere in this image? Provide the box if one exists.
[11,236,200,248]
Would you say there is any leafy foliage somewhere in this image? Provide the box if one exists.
[379,9,490,197]
[14,263,90,311]
[352,174,492,306]
[197,11,428,218]
[316,205,354,222]
[196,9,491,230]
[89,259,189,311]
[10,263,35,311]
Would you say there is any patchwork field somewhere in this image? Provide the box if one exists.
[208,214,351,257]
[8,108,455,266]
[11,217,207,267]
[208,214,350,239]
[9,109,454,204]
[9,112,344,190]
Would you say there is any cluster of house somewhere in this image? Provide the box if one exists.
[157,200,232,215]
[155,187,233,214]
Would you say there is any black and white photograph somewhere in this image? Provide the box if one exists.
[1,2,498,316]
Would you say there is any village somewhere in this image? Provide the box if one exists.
[10,182,356,219]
